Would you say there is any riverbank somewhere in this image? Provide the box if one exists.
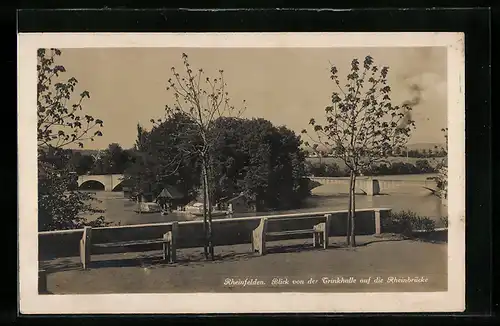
[40,235,447,294]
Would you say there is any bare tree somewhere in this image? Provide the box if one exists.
[162,53,246,260]
[302,56,415,247]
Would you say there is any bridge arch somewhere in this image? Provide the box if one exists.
[77,174,124,192]
[79,180,105,191]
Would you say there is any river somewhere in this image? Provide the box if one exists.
[80,174,447,228]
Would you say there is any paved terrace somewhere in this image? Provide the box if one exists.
[40,235,447,294]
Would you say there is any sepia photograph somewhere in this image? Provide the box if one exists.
[18,32,465,314]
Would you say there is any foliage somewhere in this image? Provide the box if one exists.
[69,152,95,175]
[125,115,310,212]
[37,48,103,149]
[307,147,446,159]
[381,210,437,236]
[208,117,310,211]
[124,113,202,205]
[38,152,111,231]
[440,216,449,228]
[86,143,135,175]
[305,160,437,177]
[302,56,415,246]
[302,56,415,171]
[37,48,109,231]
[435,128,448,199]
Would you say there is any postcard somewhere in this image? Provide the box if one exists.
[18,32,465,314]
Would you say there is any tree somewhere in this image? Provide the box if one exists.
[302,56,415,246]
[38,49,103,149]
[37,48,109,231]
[208,117,309,211]
[103,143,134,174]
[66,151,95,176]
[124,113,202,205]
[160,53,246,260]
[415,159,435,174]
[435,128,448,199]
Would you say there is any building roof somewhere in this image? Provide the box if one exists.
[226,192,257,203]
[156,185,184,199]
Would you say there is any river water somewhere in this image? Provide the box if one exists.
[81,174,448,228]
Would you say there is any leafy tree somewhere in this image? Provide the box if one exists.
[162,53,246,260]
[38,161,108,230]
[302,56,415,246]
[124,113,202,204]
[415,159,434,173]
[435,128,448,199]
[135,123,148,151]
[209,117,309,211]
[102,143,134,174]
[38,48,103,149]
[37,48,109,231]
[73,154,95,175]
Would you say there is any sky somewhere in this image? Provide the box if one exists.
[54,46,447,150]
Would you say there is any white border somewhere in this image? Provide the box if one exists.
[18,32,465,314]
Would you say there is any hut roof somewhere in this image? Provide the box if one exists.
[156,185,184,200]
[226,192,256,203]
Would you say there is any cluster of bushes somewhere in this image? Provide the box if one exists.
[381,210,448,237]
[305,160,438,177]
[394,148,447,158]
[306,162,345,177]
[365,160,437,176]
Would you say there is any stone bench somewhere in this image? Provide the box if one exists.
[79,222,179,269]
[251,214,332,255]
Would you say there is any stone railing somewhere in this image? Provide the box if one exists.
[39,208,392,260]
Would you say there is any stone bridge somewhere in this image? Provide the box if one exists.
[77,173,438,195]
[308,176,438,196]
[77,174,124,192]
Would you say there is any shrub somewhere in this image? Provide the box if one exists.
[440,216,449,228]
[307,159,438,177]
[305,161,345,177]
[415,159,437,173]
[381,210,437,236]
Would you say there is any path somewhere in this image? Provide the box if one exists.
[41,235,447,294]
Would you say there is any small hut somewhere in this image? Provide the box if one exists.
[155,185,184,211]
[219,192,256,214]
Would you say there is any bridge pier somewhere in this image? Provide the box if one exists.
[363,179,380,196]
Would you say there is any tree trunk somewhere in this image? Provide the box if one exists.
[201,163,209,259]
[346,170,353,246]
[202,160,215,261]
[206,171,214,261]
[350,172,357,247]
